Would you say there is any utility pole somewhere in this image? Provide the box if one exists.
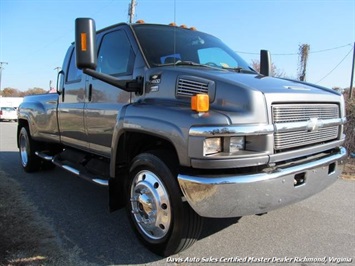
[128,0,137,23]
[298,44,310,82]
[349,42,355,99]
[0,62,9,93]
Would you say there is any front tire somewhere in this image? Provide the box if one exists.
[127,151,203,256]
[19,126,41,172]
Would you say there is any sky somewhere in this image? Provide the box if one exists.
[0,0,354,91]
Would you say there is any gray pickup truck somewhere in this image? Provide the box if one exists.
[17,18,347,256]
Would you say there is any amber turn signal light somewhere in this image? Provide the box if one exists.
[80,33,87,51]
[191,94,209,112]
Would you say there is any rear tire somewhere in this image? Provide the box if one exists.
[126,151,203,256]
[19,127,41,172]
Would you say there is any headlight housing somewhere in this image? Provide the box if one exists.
[203,138,222,155]
[203,136,245,156]
[229,136,245,153]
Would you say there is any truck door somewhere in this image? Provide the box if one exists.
[85,28,135,157]
[58,47,89,150]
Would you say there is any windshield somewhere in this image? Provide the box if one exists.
[132,24,252,70]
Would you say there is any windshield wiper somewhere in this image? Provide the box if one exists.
[222,66,257,74]
[156,60,215,68]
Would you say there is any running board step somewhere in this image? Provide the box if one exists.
[35,151,54,161]
[35,151,109,186]
[52,157,109,186]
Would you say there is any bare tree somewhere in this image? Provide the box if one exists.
[23,87,47,95]
[1,87,48,97]
[0,87,23,97]
[251,60,286,78]
[342,91,355,153]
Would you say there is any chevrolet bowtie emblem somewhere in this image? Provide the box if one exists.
[307,117,322,132]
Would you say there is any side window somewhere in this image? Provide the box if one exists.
[97,30,134,76]
[66,49,82,83]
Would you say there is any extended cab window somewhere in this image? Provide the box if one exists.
[97,30,134,76]
[66,49,82,83]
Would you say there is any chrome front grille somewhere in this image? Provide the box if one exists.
[272,104,340,150]
[273,104,339,123]
[274,127,339,150]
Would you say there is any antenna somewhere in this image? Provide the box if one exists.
[128,0,137,23]
[174,0,176,25]
[173,0,177,64]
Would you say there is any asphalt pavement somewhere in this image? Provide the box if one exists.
[0,121,354,265]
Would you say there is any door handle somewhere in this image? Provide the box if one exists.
[62,87,65,102]
[88,84,93,102]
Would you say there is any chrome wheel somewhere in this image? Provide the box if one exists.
[127,152,202,256]
[130,170,171,240]
[18,127,41,172]
[19,130,29,167]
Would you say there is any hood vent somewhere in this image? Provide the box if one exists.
[176,76,215,101]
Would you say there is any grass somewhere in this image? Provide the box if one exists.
[342,159,355,180]
[0,170,90,266]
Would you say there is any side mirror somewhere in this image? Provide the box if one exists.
[73,17,142,93]
[260,50,271,76]
[56,70,64,95]
[75,18,97,70]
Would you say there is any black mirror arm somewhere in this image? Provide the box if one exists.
[83,68,142,93]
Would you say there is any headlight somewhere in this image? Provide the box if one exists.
[229,136,245,153]
[203,137,222,155]
[203,136,245,156]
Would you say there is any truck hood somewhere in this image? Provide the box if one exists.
[146,67,343,125]
[146,66,341,124]
[174,67,340,97]
[219,72,336,94]
[157,66,341,101]
[211,71,342,125]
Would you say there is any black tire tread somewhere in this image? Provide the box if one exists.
[19,126,42,172]
[127,150,203,256]
[149,150,203,255]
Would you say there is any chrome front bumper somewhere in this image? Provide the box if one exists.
[178,147,347,218]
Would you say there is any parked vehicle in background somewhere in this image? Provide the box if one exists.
[17,18,347,256]
[0,107,18,122]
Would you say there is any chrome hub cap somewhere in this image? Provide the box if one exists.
[19,133,29,167]
[130,170,171,240]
